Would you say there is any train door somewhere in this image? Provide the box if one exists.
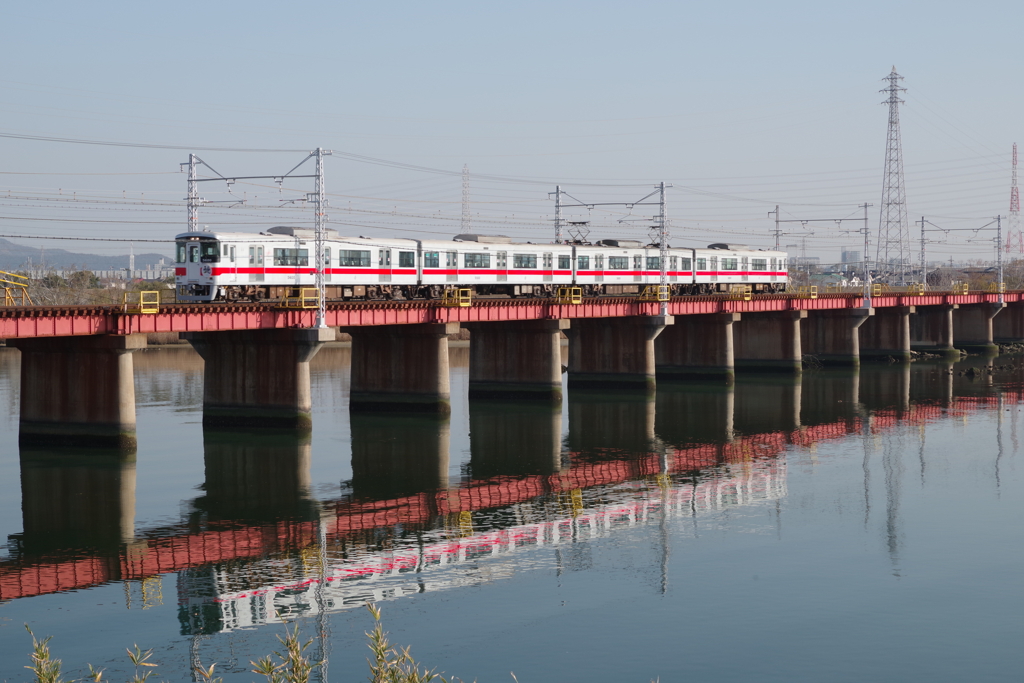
[543,252,553,282]
[226,245,237,283]
[378,248,392,282]
[446,250,458,282]
[741,256,749,282]
[248,245,265,282]
[187,243,200,282]
[496,251,507,281]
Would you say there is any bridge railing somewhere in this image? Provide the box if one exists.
[123,291,160,314]
[0,271,31,306]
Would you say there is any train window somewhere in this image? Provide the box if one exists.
[398,251,415,268]
[339,250,370,266]
[176,242,186,263]
[558,255,571,269]
[222,244,229,256]
[273,248,309,266]
[696,258,706,271]
[752,258,768,271]
[577,255,590,270]
[257,246,264,265]
[200,242,220,263]
[608,256,629,270]
[379,250,391,266]
[496,251,507,268]
[669,256,678,270]
[681,257,692,271]
[513,254,537,268]
[189,245,200,263]
[722,258,738,270]
[464,253,490,268]
[646,257,660,270]
[249,246,256,265]
[542,253,553,269]
[632,255,642,270]
[423,252,440,268]
[594,255,604,269]
[229,246,235,263]
[446,251,458,267]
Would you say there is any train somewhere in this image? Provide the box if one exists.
[174,226,789,303]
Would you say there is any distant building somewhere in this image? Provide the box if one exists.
[841,248,861,264]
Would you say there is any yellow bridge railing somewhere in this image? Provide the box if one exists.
[795,285,818,299]
[123,290,160,314]
[638,285,670,302]
[728,284,752,301]
[442,288,473,307]
[0,270,32,306]
[279,288,321,309]
[555,286,582,305]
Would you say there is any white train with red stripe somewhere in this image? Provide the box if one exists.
[174,226,788,303]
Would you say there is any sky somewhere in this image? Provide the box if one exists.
[1,0,1022,264]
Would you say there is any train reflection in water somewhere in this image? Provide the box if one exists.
[178,460,786,634]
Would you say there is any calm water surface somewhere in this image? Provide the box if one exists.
[1,343,1023,682]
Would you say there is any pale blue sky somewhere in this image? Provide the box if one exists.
[1,0,1021,261]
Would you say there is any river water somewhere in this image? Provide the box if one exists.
[1,343,1023,683]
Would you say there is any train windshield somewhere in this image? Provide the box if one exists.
[199,241,220,263]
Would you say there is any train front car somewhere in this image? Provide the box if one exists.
[174,231,226,302]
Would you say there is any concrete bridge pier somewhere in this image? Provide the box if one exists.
[911,305,959,358]
[465,319,569,401]
[860,306,915,362]
[993,301,1024,342]
[195,428,316,522]
[184,328,334,430]
[350,414,451,499]
[734,310,806,373]
[17,448,136,555]
[954,303,1004,353]
[348,322,460,414]
[10,334,147,448]
[802,309,873,366]
[567,315,672,393]
[655,313,739,382]
[469,401,563,477]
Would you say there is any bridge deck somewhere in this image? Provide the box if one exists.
[0,292,1016,339]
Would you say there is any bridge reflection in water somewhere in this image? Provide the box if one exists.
[3,358,1023,639]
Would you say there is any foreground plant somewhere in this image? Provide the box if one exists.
[250,624,319,683]
[365,602,453,683]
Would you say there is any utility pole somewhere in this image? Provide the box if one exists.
[461,165,470,233]
[998,214,1004,304]
[183,154,199,232]
[311,148,331,329]
[919,215,925,284]
[769,205,781,249]
[877,67,910,283]
[553,185,563,243]
[862,202,872,307]
[658,182,669,317]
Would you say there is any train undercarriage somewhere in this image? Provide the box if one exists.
[204,281,788,303]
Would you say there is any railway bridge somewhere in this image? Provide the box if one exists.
[2,291,1023,446]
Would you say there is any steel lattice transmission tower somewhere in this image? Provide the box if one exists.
[876,67,910,283]
[1007,143,1023,254]
[462,164,470,232]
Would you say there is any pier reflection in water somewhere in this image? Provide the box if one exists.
[17,448,136,555]
[2,346,1024,683]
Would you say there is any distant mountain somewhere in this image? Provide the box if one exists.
[0,238,172,271]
